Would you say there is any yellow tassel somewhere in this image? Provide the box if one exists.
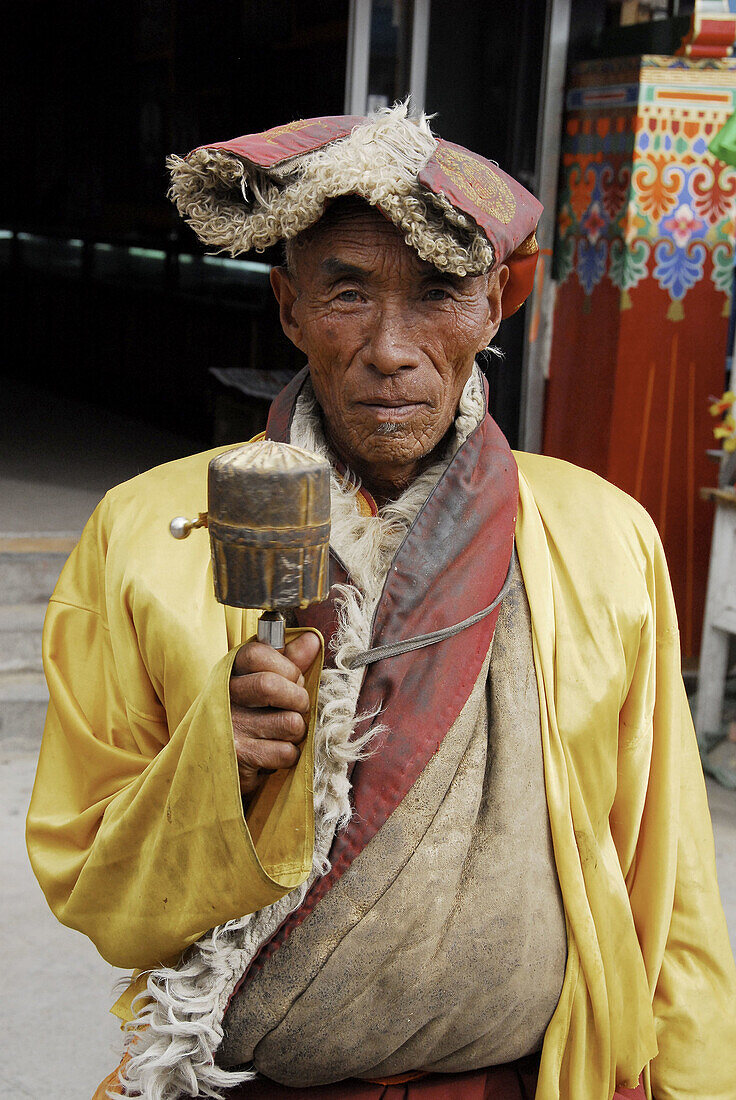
[620,289,632,311]
[722,298,731,318]
[667,299,685,322]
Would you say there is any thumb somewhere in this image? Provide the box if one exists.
[284,629,321,675]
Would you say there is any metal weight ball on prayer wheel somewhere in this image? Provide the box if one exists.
[169,440,331,650]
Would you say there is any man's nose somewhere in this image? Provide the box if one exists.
[364,308,421,375]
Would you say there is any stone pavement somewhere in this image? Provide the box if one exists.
[1,379,199,1099]
[2,747,127,1100]
[2,379,736,1099]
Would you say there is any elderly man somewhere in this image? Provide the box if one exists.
[27,107,736,1100]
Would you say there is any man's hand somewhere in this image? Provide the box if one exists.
[230,631,321,798]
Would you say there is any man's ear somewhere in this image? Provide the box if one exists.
[270,266,306,352]
[481,264,509,348]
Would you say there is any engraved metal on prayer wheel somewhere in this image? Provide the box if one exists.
[207,440,331,611]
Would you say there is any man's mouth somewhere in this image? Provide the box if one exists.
[358,401,426,423]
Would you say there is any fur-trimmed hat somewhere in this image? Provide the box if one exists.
[168,103,542,317]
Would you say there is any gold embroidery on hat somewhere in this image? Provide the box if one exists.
[514,232,538,256]
[261,119,318,143]
[434,146,516,225]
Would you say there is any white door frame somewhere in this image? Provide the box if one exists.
[409,0,430,116]
[519,0,572,452]
[344,0,431,116]
[344,0,372,115]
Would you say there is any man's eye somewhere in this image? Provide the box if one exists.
[336,289,361,302]
[425,287,450,301]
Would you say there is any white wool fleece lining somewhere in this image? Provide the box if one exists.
[167,102,495,278]
[117,368,486,1099]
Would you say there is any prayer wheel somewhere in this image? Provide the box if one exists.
[170,440,331,646]
[207,440,330,611]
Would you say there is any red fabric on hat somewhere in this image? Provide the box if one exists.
[198,115,365,169]
[417,138,542,316]
[418,140,542,264]
[501,250,539,319]
[191,117,542,315]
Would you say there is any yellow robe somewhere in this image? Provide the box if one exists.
[26,446,736,1100]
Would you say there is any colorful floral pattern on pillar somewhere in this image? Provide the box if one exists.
[555,56,736,322]
[555,66,639,299]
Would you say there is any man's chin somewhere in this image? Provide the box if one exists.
[374,421,404,437]
[356,431,439,473]
[327,417,444,483]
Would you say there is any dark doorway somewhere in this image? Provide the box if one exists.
[425,0,548,447]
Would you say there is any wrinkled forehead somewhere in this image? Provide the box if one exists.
[286,197,411,263]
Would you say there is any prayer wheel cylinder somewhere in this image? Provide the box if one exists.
[207,440,331,611]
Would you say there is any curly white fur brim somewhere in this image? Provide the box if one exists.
[167,103,495,277]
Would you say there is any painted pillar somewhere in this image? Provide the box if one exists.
[545,55,736,656]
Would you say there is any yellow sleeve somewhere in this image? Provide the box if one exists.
[26,498,322,973]
[612,524,736,1100]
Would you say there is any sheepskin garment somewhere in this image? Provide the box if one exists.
[199,367,568,1086]
[218,549,567,1084]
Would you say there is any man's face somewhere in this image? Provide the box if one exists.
[270,202,506,499]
